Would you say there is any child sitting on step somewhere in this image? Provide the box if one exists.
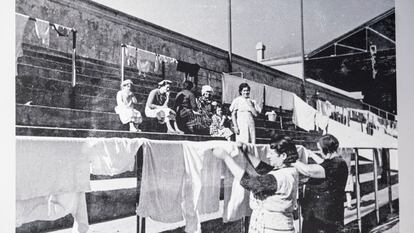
[114,79,143,132]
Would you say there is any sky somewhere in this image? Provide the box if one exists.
[92,0,393,61]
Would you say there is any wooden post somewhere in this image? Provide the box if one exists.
[373,149,380,223]
[121,44,125,82]
[354,148,362,233]
[71,30,77,87]
[386,148,394,214]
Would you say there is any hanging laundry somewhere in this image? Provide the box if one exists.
[34,18,50,46]
[177,60,200,77]
[136,140,186,223]
[125,45,136,67]
[84,137,144,176]
[154,54,161,72]
[281,90,294,110]
[15,13,29,60]
[264,85,282,108]
[16,192,89,233]
[159,54,177,64]
[52,23,70,37]
[137,49,156,77]
[16,136,90,201]
[292,94,317,131]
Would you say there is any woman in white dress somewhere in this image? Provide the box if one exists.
[114,79,142,132]
[230,83,261,143]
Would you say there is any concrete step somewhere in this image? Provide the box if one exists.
[15,125,226,142]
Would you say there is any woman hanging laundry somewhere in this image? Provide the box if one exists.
[114,79,143,132]
[145,80,183,134]
[230,83,261,143]
[213,135,299,233]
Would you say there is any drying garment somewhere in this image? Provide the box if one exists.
[34,18,50,46]
[292,94,317,131]
[125,45,137,66]
[222,73,265,110]
[16,136,90,232]
[181,141,224,233]
[159,54,178,64]
[84,137,145,176]
[137,49,156,76]
[315,112,329,132]
[16,136,90,201]
[281,90,294,110]
[317,99,334,117]
[154,54,161,72]
[177,60,200,77]
[15,13,29,60]
[264,85,282,108]
[136,140,187,223]
[52,23,70,37]
[16,192,89,233]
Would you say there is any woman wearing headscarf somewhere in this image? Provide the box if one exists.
[114,79,143,132]
[193,85,216,135]
[292,134,348,233]
[145,80,183,134]
[230,83,261,143]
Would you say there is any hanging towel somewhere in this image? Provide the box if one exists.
[125,45,137,66]
[154,54,161,72]
[34,18,50,46]
[292,94,317,131]
[52,23,70,37]
[16,136,90,201]
[16,192,89,233]
[222,73,264,110]
[315,112,329,132]
[281,90,294,110]
[15,13,29,60]
[264,85,282,108]
[137,49,156,76]
[136,140,186,223]
[84,137,144,176]
[177,60,200,77]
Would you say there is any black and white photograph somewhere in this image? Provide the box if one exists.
[12,0,407,232]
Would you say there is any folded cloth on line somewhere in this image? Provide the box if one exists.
[16,192,89,233]
[84,137,145,176]
[34,18,50,46]
[16,136,90,201]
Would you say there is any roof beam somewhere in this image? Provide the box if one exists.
[366,26,395,44]
[336,43,367,52]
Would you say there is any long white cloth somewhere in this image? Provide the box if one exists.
[264,85,282,108]
[292,94,316,131]
[84,137,144,176]
[16,136,90,232]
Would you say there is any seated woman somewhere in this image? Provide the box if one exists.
[209,104,234,140]
[292,134,348,233]
[230,83,261,143]
[193,85,216,135]
[145,80,183,134]
[174,80,198,134]
[114,79,143,132]
[213,135,299,233]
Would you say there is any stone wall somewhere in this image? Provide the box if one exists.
[16,0,363,109]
